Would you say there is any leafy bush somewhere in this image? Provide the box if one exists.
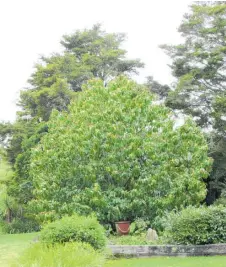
[40,214,106,250]
[163,205,226,245]
[214,197,226,206]
[11,242,105,267]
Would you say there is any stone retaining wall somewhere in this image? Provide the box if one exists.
[108,244,226,257]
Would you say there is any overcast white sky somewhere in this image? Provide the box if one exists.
[0,0,192,122]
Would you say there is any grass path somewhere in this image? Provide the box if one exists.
[105,256,226,267]
[0,233,37,267]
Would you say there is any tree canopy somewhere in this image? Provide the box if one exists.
[29,77,212,224]
[19,24,144,122]
[161,2,226,131]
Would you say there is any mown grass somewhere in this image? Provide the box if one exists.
[0,233,226,267]
[105,256,226,267]
[0,233,37,267]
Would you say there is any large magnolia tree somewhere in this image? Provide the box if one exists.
[29,77,212,224]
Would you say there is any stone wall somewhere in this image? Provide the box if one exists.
[108,244,226,257]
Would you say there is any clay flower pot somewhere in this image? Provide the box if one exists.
[115,221,130,235]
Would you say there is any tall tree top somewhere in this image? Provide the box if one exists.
[19,24,144,121]
[161,2,226,131]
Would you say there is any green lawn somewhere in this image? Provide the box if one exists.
[0,233,37,267]
[105,256,226,267]
[0,233,226,267]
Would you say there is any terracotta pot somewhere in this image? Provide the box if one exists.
[115,221,130,235]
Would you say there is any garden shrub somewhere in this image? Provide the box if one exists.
[163,205,226,245]
[11,242,105,267]
[40,214,106,250]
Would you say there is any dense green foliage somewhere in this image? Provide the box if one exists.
[0,149,13,182]
[0,121,35,166]
[12,242,105,267]
[40,214,106,250]
[1,217,40,234]
[0,148,13,220]
[161,2,226,202]
[7,123,48,205]
[0,124,47,233]
[30,76,211,224]
[163,205,226,245]
[0,122,12,148]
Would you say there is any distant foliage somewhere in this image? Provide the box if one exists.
[12,242,105,267]
[161,2,226,203]
[1,217,40,234]
[40,214,106,250]
[163,205,226,245]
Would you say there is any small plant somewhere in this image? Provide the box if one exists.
[130,218,149,235]
[40,214,106,250]
[163,205,226,245]
[11,242,105,267]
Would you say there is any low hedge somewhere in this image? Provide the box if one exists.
[163,205,226,245]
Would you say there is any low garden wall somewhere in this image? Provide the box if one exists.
[108,244,226,257]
